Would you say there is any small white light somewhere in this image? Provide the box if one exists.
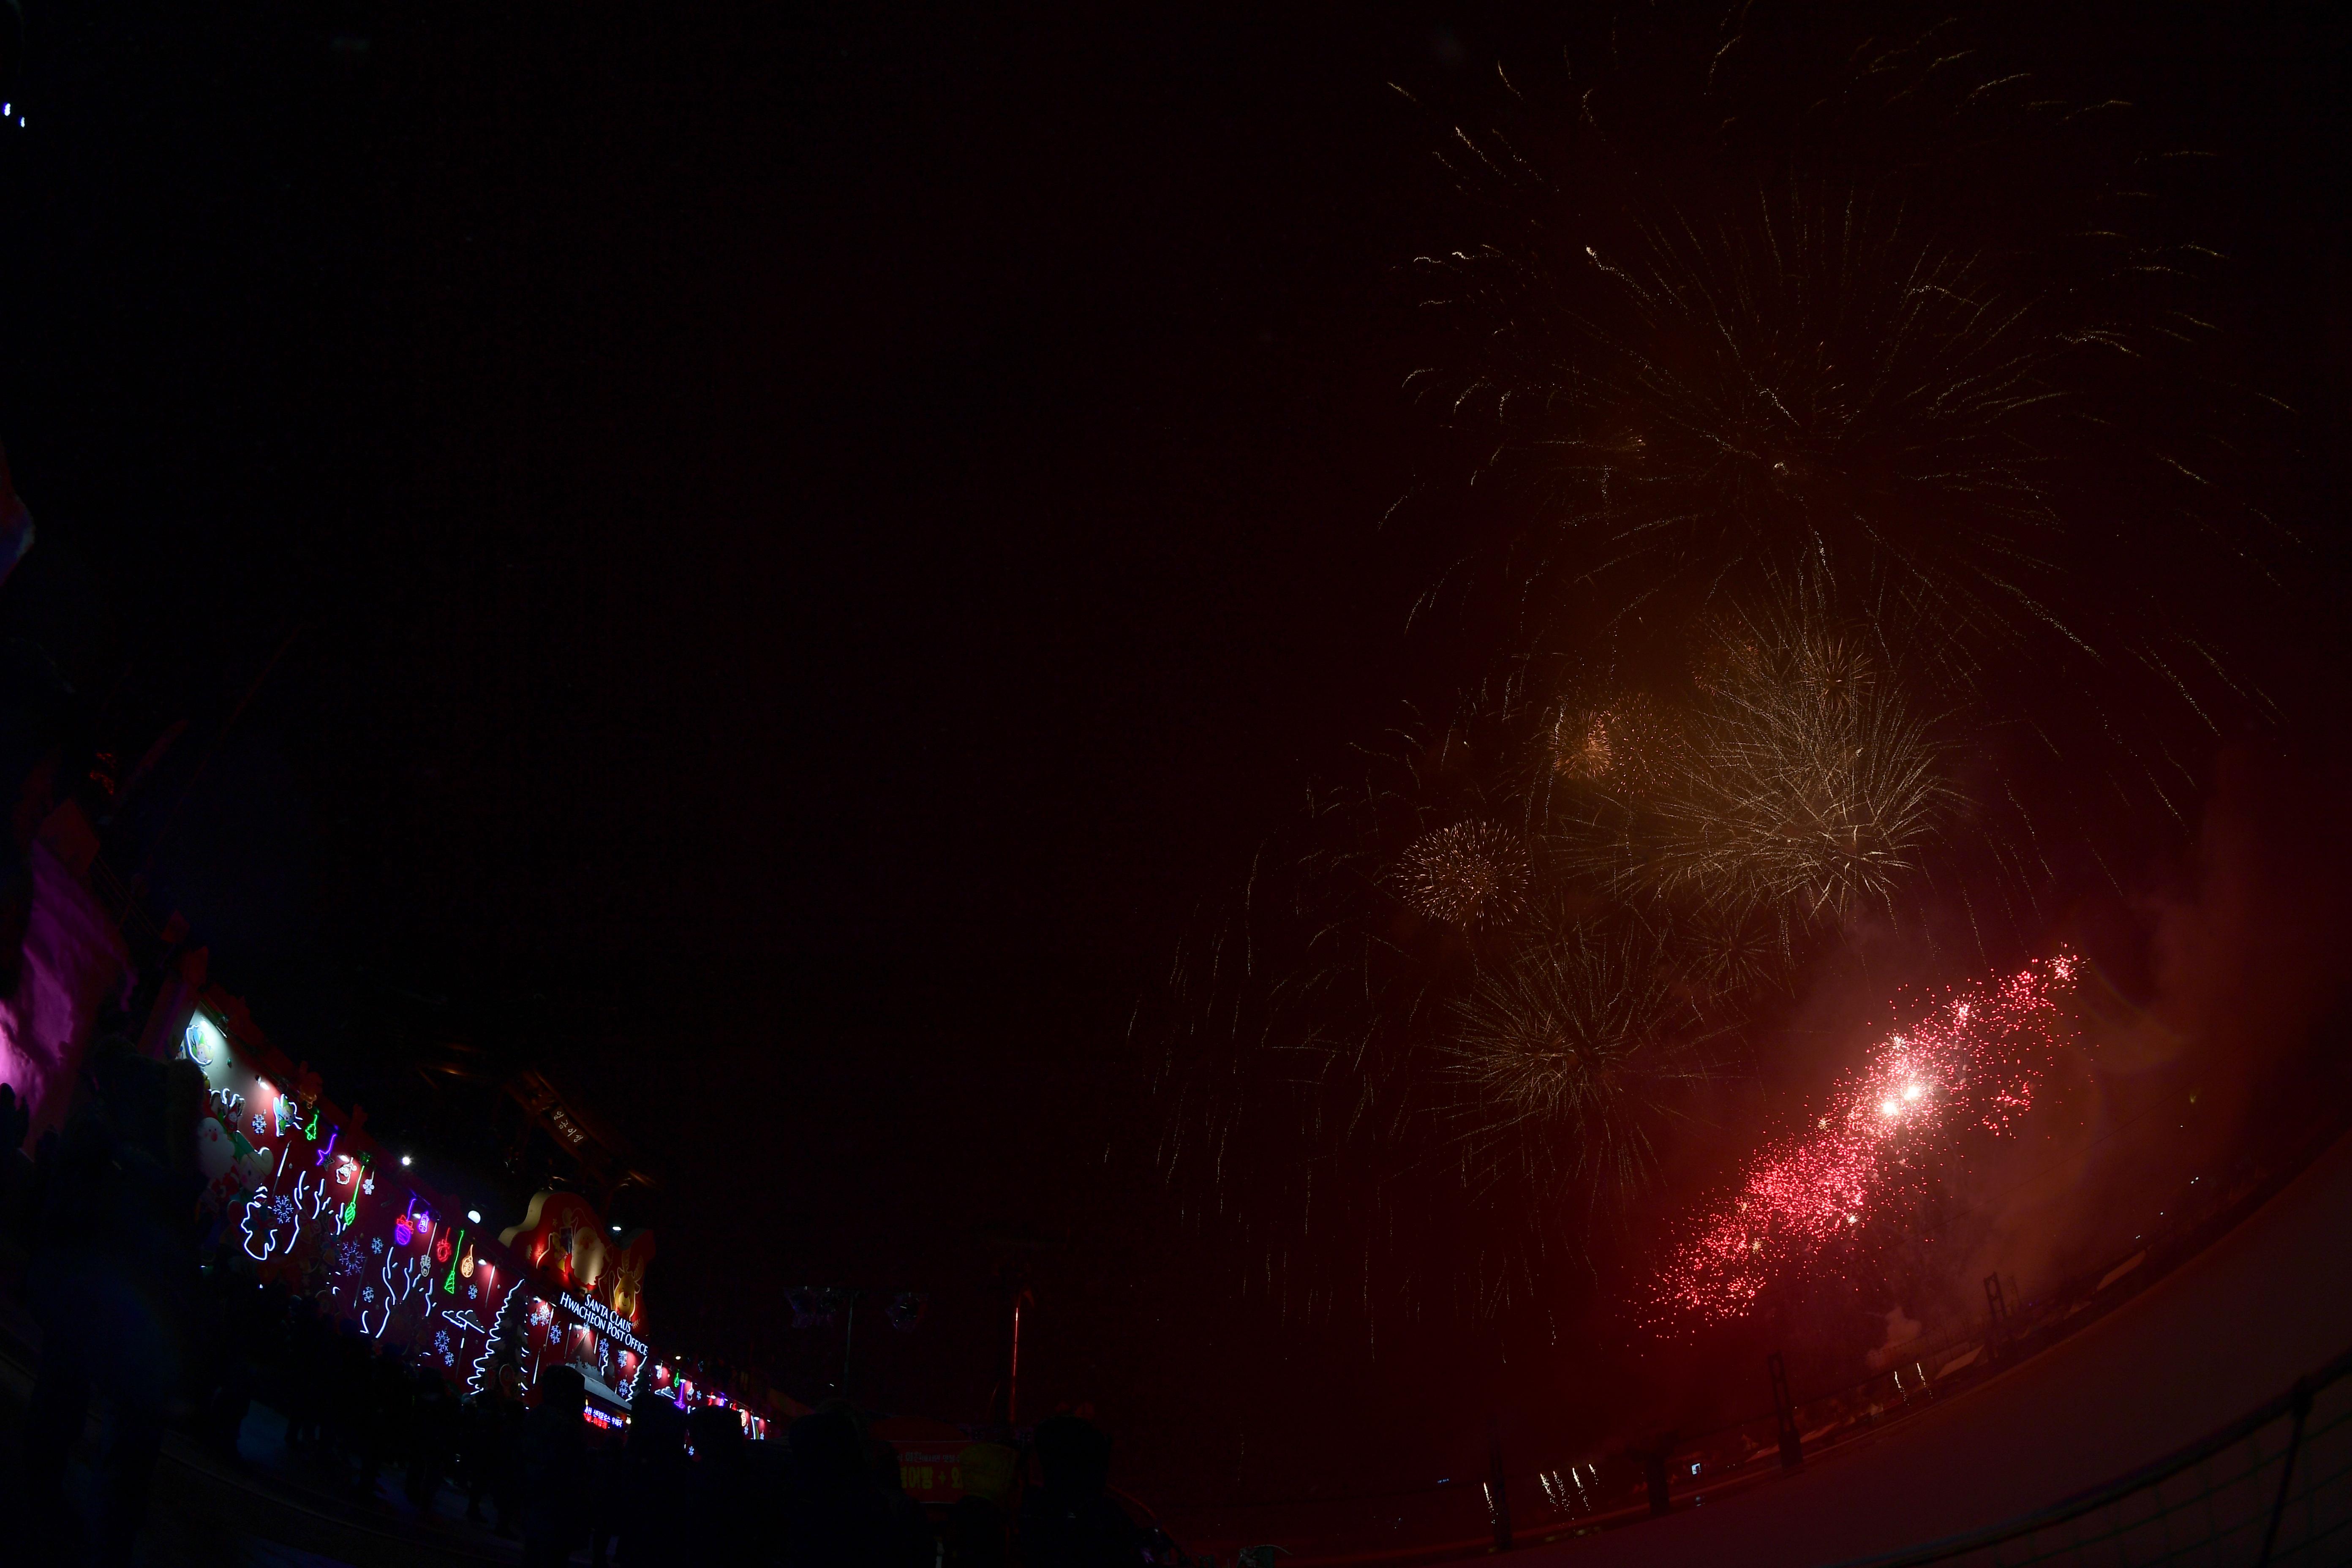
[467,1209,482,1223]
[610,1224,623,1233]
[1880,1098,1899,1116]
[400,1154,413,1167]
[1903,1083,1923,1101]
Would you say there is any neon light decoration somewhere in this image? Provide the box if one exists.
[172,985,775,1434]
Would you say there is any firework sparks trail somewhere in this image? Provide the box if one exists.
[1644,950,2079,1329]
[1448,923,1726,1212]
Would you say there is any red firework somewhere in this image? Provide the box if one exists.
[1645,952,2080,1329]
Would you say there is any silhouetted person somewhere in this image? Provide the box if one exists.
[0,634,71,1001]
[20,1038,205,1565]
[683,1404,764,1563]
[325,1319,375,1471]
[490,1366,530,1535]
[601,1394,691,1566]
[1015,1416,1141,1568]
[408,1371,460,1511]
[786,1407,890,1567]
[284,1295,332,1450]
[0,1079,29,1209]
[942,1495,1011,1568]
[457,1386,501,1524]
[357,1341,414,1501]
[874,1439,935,1568]
[188,1255,243,1454]
[1641,1432,1677,1517]
[521,1366,592,1567]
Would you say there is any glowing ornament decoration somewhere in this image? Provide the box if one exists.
[238,1161,323,1263]
[469,1288,531,1399]
[362,1251,437,1340]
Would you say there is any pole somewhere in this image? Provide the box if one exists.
[1008,1290,1031,1426]
[1486,1417,1513,1550]
[1770,1353,1804,1470]
[2255,1377,2317,1566]
[1983,1274,2009,1361]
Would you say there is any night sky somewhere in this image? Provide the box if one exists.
[0,0,2346,1503]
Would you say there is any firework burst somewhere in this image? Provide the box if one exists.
[1425,192,2081,661]
[1647,621,1951,925]
[1448,921,1725,1213]
[1396,818,1533,928]
[1406,11,2278,673]
[1399,7,2288,890]
[1560,599,1956,931]
[1143,6,2298,1357]
[1542,692,1690,797]
[1645,950,2081,1330]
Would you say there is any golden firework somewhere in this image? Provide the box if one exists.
[1645,615,1951,924]
[1545,692,1690,797]
[1448,925,1720,1208]
[1395,819,1532,927]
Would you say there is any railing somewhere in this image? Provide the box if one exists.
[1839,1347,2352,1567]
[1168,1346,2352,1567]
[1164,1108,2352,1567]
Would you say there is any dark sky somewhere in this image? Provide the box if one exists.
[0,0,2345,1501]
